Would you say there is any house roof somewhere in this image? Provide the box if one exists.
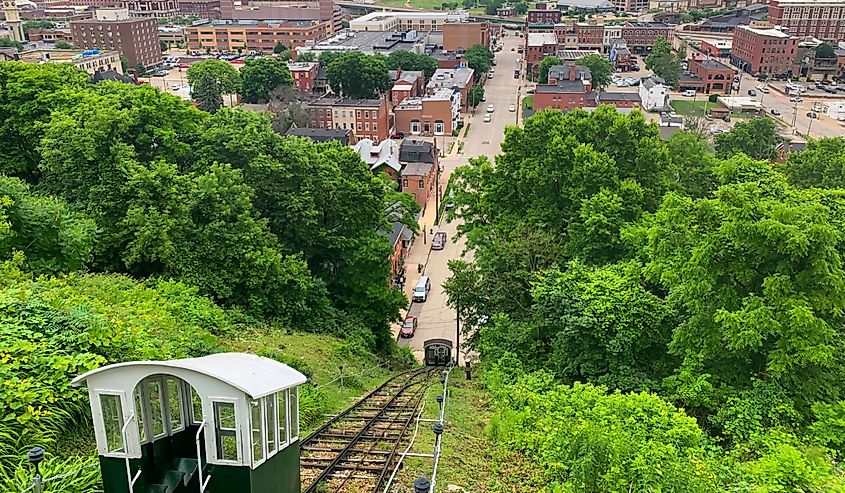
[91,69,134,84]
[428,67,474,90]
[286,127,351,145]
[641,75,666,89]
[536,79,586,93]
[399,139,436,164]
[388,70,424,83]
[355,138,401,172]
[527,32,558,47]
[695,59,733,71]
[401,161,434,177]
[595,91,641,101]
[548,63,592,81]
[72,353,306,399]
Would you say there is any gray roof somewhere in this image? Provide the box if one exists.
[399,139,436,164]
[389,70,424,84]
[536,79,586,93]
[641,75,666,89]
[401,161,434,177]
[596,92,641,102]
[285,127,351,144]
[548,63,592,81]
[91,69,134,84]
[696,59,733,71]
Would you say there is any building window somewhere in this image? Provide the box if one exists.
[434,121,445,134]
[418,179,424,188]
[403,179,409,187]
[214,401,238,462]
[100,394,125,454]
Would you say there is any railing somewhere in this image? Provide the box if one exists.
[120,414,142,491]
[195,421,211,492]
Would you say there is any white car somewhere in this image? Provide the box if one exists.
[484,114,492,123]
[509,104,516,112]
[682,89,696,97]
[487,104,494,113]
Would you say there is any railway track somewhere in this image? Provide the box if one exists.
[300,368,435,493]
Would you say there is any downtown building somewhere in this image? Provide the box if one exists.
[70,8,162,67]
[768,0,845,43]
[731,23,798,75]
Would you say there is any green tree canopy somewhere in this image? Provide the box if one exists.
[296,51,316,62]
[537,55,562,84]
[467,84,485,107]
[785,137,845,189]
[239,56,293,104]
[714,117,780,160]
[385,50,438,79]
[325,52,391,99]
[816,43,836,59]
[575,53,613,92]
[186,59,240,112]
[465,43,494,77]
[644,36,682,87]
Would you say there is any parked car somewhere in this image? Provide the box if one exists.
[790,97,803,103]
[400,316,417,338]
[807,111,818,118]
[682,89,696,97]
[487,73,494,79]
[483,114,492,123]
[509,104,516,112]
[432,231,447,250]
[770,108,781,116]
[748,89,757,96]
[487,104,494,112]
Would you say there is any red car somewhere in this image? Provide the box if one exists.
[432,231,447,250]
[400,316,417,338]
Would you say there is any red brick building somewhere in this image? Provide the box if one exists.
[533,80,591,111]
[731,24,797,76]
[619,22,672,54]
[442,21,490,51]
[527,9,562,24]
[389,70,425,107]
[26,28,74,43]
[70,12,161,67]
[525,32,558,78]
[768,0,845,43]
[398,139,438,211]
[288,61,319,92]
[308,97,391,142]
[685,59,735,94]
[700,39,732,58]
[394,89,460,137]
[178,0,220,18]
[574,23,604,50]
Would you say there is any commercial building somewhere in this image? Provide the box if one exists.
[18,48,124,74]
[442,21,490,51]
[574,22,604,50]
[534,80,592,110]
[611,0,649,11]
[26,28,74,43]
[701,39,731,57]
[124,0,178,18]
[768,0,845,43]
[158,25,184,45]
[178,0,220,18]
[527,9,562,24]
[525,32,558,77]
[70,8,161,67]
[349,10,468,32]
[426,67,474,109]
[308,97,391,142]
[731,24,797,76]
[394,88,460,136]
[219,0,341,34]
[389,70,425,107]
[619,21,671,53]
[302,30,429,57]
[186,19,332,52]
[680,59,735,94]
[288,61,319,92]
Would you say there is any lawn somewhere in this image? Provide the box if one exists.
[521,94,534,110]
[373,0,455,9]
[669,99,712,117]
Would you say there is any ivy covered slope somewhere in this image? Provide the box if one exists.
[446,108,845,492]
[0,62,418,491]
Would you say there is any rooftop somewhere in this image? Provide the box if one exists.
[548,63,592,81]
[557,49,600,60]
[307,30,429,55]
[536,79,586,93]
[428,67,474,90]
[310,97,384,108]
[594,92,641,101]
[399,139,436,164]
[285,127,352,144]
[288,61,318,71]
[641,75,667,89]
[527,32,558,47]
[694,59,733,71]
[738,25,792,38]
[202,19,322,28]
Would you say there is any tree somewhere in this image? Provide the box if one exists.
[537,55,562,84]
[273,41,287,54]
[465,43,494,78]
[0,38,23,51]
[0,175,96,274]
[514,1,529,13]
[714,117,780,161]
[325,52,391,99]
[186,59,240,112]
[54,41,74,49]
[467,84,485,108]
[239,57,293,104]
[120,54,129,73]
[296,51,316,62]
[784,137,845,189]
[385,50,438,79]
[816,43,836,59]
[484,0,504,15]
[160,40,169,53]
[665,130,717,198]
[575,53,613,92]
[644,36,682,87]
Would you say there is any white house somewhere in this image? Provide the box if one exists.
[824,101,845,120]
[639,75,669,112]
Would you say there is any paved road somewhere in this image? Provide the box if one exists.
[398,34,525,362]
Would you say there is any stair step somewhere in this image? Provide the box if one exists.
[162,470,185,492]
[171,457,199,486]
[146,485,167,493]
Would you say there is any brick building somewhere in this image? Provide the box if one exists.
[389,70,425,107]
[178,0,220,18]
[548,63,592,87]
[219,0,341,34]
[443,21,490,51]
[527,8,562,23]
[427,67,474,110]
[288,61,319,92]
[534,80,591,110]
[700,39,732,57]
[394,88,460,136]
[619,21,671,53]
[574,22,604,50]
[124,0,178,18]
[26,28,73,43]
[768,0,845,43]
[731,24,797,76]
[680,59,736,94]
[308,97,391,142]
[18,48,124,74]
[525,32,558,77]
[186,20,332,52]
[70,9,161,67]
[398,140,438,211]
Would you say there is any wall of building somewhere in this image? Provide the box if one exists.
[442,22,489,52]
[71,17,161,67]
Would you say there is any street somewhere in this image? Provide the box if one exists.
[397,34,525,362]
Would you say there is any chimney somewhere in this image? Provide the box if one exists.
[569,64,576,81]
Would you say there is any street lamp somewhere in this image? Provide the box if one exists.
[807,111,817,137]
